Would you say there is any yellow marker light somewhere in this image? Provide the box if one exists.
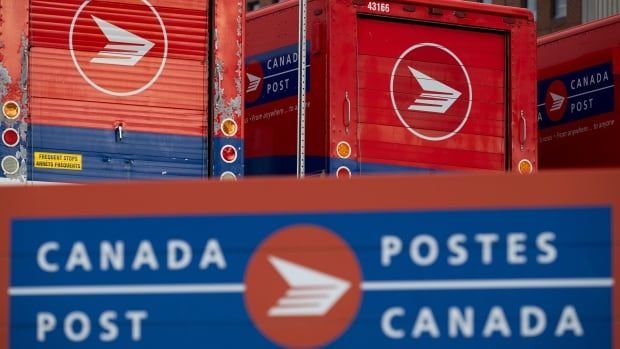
[221,119,238,137]
[336,141,351,159]
[1,155,20,175]
[518,159,533,175]
[220,171,237,181]
[2,101,20,119]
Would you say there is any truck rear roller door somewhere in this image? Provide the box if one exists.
[356,17,507,171]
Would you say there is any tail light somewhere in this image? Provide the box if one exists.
[220,145,237,163]
[336,166,351,178]
[1,156,19,175]
[2,128,20,147]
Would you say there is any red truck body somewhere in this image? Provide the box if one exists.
[245,0,537,176]
[0,0,244,183]
[537,14,620,169]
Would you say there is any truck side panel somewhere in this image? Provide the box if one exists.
[245,0,327,176]
[537,15,620,169]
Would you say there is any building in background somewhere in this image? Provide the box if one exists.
[247,0,280,11]
[247,0,618,36]
[475,0,618,35]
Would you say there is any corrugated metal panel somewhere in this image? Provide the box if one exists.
[29,0,208,181]
[356,18,506,171]
[583,0,620,23]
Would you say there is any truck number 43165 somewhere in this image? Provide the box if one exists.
[367,2,390,13]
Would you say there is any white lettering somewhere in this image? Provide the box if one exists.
[99,311,118,342]
[447,234,468,266]
[37,312,57,342]
[475,234,499,265]
[66,242,93,272]
[379,304,583,339]
[100,241,124,271]
[266,53,298,70]
[412,307,440,338]
[126,311,148,341]
[168,240,192,270]
[448,306,474,338]
[381,236,402,267]
[381,307,406,339]
[521,306,547,337]
[409,235,439,267]
[483,306,511,337]
[199,239,227,269]
[132,241,159,271]
[507,233,527,264]
[64,311,91,342]
[555,305,584,337]
[38,242,60,273]
[536,232,557,264]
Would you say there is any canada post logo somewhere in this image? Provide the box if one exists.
[538,62,615,129]
[391,43,472,141]
[70,0,168,96]
[245,43,310,108]
[244,225,362,348]
[545,80,568,122]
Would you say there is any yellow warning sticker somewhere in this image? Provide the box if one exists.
[34,152,83,171]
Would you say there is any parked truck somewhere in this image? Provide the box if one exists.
[537,14,620,169]
[0,0,244,183]
[245,0,538,177]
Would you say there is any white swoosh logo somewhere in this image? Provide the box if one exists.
[267,256,350,317]
[90,16,154,66]
[549,92,565,112]
[408,67,461,114]
[246,73,262,93]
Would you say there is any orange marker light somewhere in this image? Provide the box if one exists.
[221,119,238,137]
[518,159,533,174]
[336,141,351,159]
[2,101,20,119]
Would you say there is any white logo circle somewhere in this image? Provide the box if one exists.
[69,0,168,97]
[390,43,472,142]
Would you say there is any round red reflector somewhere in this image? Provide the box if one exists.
[220,145,237,163]
[2,128,20,147]
[336,166,351,178]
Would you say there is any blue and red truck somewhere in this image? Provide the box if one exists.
[0,0,244,183]
[537,14,620,169]
[245,0,538,177]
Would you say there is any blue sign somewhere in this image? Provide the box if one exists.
[10,207,612,348]
[245,43,310,108]
[538,62,615,129]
